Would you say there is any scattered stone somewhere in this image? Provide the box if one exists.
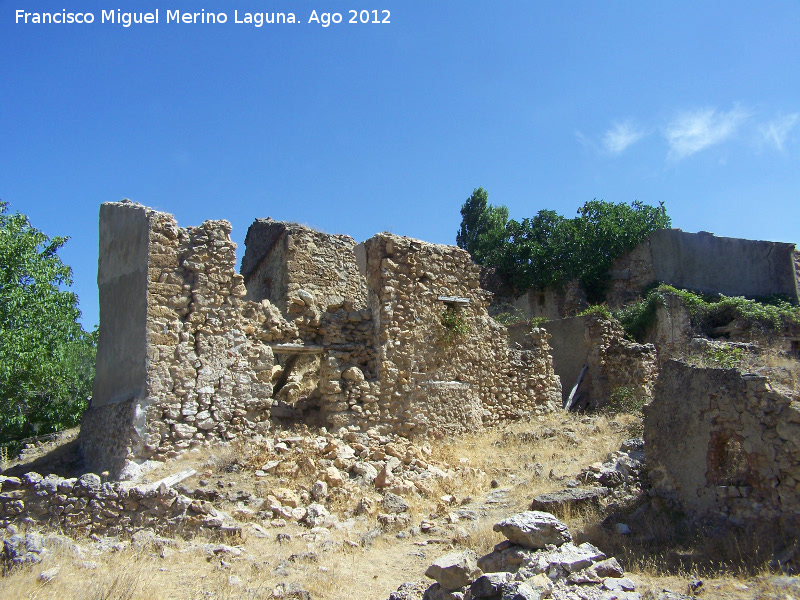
[493,512,572,549]
[384,491,410,514]
[650,592,692,600]
[3,532,47,565]
[388,581,430,600]
[38,566,61,583]
[603,577,636,592]
[311,480,328,501]
[593,557,624,578]
[325,466,345,488]
[468,572,514,597]
[424,549,482,592]
[549,542,606,573]
[303,503,331,528]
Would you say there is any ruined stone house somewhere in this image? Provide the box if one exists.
[79,201,562,478]
[645,360,800,532]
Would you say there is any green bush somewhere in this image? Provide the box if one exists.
[530,316,548,329]
[607,385,646,415]
[439,306,469,346]
[701,345,746,369]
[613,284,800,342]
[578,304,612,320]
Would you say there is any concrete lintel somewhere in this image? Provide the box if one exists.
[437,295,470,305]
[270,343,325,355]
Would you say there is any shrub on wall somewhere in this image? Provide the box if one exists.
[614,284,800,342]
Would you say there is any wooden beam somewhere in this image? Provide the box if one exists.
[564,363,588,411]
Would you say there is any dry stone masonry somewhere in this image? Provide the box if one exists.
[80,202,282,479]
[0,470,237,538]
[80,201,561,478]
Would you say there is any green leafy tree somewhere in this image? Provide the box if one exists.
[571,199,671,302]
[456,187,509,266]
[0,201,96,448]
[456,191,671,301]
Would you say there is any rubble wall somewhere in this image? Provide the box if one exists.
[645,360,800,527]
[83,203,563,476]
[0,472,232,537]
[510,281,587,321]
[242,219,368,316]
[363,233,561,435]
[585,315,658,407]
[241,220,378,428]
[81,202,287,478]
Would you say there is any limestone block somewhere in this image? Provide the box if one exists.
[425,549,482,592]
[493,512,572,549]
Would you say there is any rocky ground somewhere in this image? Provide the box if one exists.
[1,413,798,599]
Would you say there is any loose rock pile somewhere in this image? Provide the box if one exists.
[392,511,641,600]
[187,428,487,533]
[2,427,484,540]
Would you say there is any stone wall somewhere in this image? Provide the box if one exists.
[645,293,693,362]
[508,282,587,322]
[639,290,800,360]
[81,202,291,478]
[242,219,369,316]
[362,233,562,435]
[645,360,800,528]
[606,238,658,309]
[82,202,562,478]
[0,471,233,537]
[489,230,798,323]
[608,229,800,307]
[542,314,657,408]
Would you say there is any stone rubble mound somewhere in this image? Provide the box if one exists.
[394,510,642,600]
[577,438,645,493]
[1,428,484,541]
[526,438,646,522]
[189,428,485,533]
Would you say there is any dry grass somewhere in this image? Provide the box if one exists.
[3,408,795,599]
[426,411,635,505]
[2,411,641,600]
[684,343,800,397]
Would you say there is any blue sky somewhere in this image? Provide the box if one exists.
[2,1,799,328]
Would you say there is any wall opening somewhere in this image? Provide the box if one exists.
[707,430,751,486]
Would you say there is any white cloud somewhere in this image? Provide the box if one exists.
[602,120,644,155]
[665,107,749,159]
[760,113,799,150]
